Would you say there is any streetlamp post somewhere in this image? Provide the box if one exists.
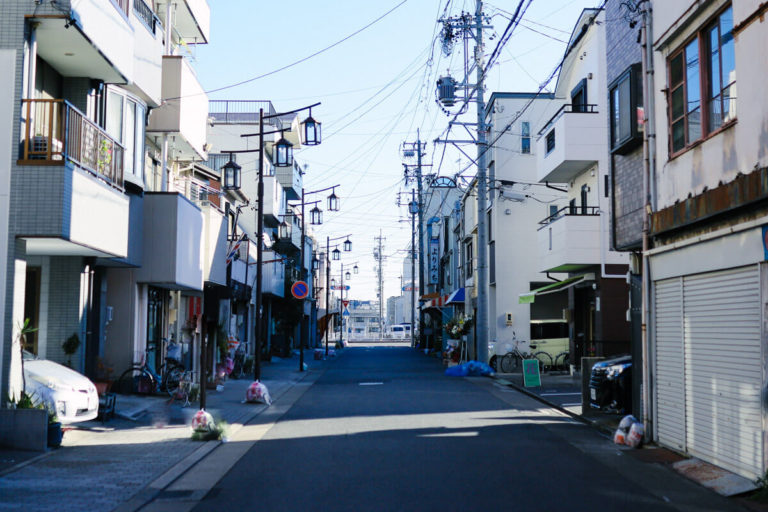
[228,102,321,382]
[325,234,353,354]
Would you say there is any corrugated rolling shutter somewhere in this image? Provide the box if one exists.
[682,265,762,479]
[655,277,685,451]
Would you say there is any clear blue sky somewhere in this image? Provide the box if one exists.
[195,0,599,301]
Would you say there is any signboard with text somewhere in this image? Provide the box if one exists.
[429,237,439,285]
[522,359,541,387]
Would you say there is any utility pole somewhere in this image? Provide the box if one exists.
[374,230,385,339]
[473,0,490,365]
[410,190,417,348]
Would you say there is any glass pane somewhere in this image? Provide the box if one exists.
[521,121,530,136]
[688,107,702,142]
[124,101,136,176]
[709,94,722,132]
[619,77,631,141]
[611,87,620,145]
[521,137,530,154]
[685,39,700,114]
[722,83,736,123]
[709,26,721,99]
[670,53,684,87]
[135,104,145,180]
[672,119,685,152]
[106,91,123,142]
[720,7,735,86]
[671,86,685,120]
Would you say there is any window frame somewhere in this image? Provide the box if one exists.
[521,121,531,154]
[666,4,736,158]
[608,63,643,154]
[105,86,146,183]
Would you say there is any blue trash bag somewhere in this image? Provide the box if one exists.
[445,360,494,377]
[445,364,469,377]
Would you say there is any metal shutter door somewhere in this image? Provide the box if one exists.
[655,277,685,451]
[683,265,762,479]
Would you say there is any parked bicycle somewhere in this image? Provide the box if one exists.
[167,370,195,407]
[497,337,554,374]
[114,341,184,396]
[231,342,249,379]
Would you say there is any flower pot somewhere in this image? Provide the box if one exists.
[47,422,63,448]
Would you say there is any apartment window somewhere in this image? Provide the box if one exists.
[489,241,496,284]
[609,63,643,154]
[521,122,531,154]
[105,88,145,180]
[668,5,735,154]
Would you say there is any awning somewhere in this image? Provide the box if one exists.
[424,292,451,309]
[519,274,594,304]
[446,287,465,305]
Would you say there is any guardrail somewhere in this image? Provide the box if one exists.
[538,205,600,228]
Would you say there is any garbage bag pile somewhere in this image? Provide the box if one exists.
[445,360,495,377]
[613,414,644,448]
[245,380,272,405]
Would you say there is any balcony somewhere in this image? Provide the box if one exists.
[208,100,277,125]
[155,0,211,44]
[262,176,286,228]
[275,217,302,254]
[536,104,606,183]
[137,193,204,291]
[536,206,602,273]
[32,1,133,84]
[20,99,124,187]
[201,203,227,287]
[274,161,303,200]
[130,0,164,105]
[147,56,208,160]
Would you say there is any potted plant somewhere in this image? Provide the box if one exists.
[62,333,80,368]
[47,408,63,448]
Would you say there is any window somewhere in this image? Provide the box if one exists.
[105,88,145,181]
[609,63,643,153]
[571,79,588,112]
[521,122,531,154]
[668,5,735,154]
[465,241,473,278]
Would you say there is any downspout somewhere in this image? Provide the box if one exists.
[640,2,656,437]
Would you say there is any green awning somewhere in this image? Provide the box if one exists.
[519,275,587,304]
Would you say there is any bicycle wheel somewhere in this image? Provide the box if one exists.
[115,366,156,395]
[500,353,519,373]
[163,365,184,396]
[532,351,553,373]
[555,351,570,370]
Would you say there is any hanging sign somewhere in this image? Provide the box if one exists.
[522,359,541,387]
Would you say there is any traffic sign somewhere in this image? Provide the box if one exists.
[291,281,309,299]
[331,285,350,290]
[342,300,349,308]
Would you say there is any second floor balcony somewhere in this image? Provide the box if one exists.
[536,205,605,273]
[536,104,606,183]
[20,99,124,187]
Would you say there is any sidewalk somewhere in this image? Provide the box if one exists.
[0,351,332,512]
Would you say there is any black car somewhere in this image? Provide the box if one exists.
[588,355,632,413]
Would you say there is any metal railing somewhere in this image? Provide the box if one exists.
[133,0,159,34]
[208,100,277,124]
[538,205,600,228]
[20,99,124,187]
[537,103,599,137]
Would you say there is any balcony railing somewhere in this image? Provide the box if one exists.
[133,0,160,34]
[538,205,600,229]
[538,103,599,138]
[208,100,277,124]
[20,99,124,187]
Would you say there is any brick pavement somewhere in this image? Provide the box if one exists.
[0,353,330,512]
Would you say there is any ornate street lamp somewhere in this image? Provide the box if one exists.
[331,278,337,287]
[327,190,339,212]
[302,113,322,146]
[353,264,359,274]
[345,270,351,281]
[310,205,323,225]
[273,135,294,167]
[222,157,241,191]
[312,257,320,271]
[343,238,352,252]
[332,247,341,260]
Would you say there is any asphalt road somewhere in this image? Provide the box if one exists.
[191,346,745,512]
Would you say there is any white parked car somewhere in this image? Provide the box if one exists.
[23,351,99,424]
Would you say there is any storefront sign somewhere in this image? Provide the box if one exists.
[429,237,439,284]
[522,359,541,387]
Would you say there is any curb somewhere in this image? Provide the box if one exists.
[113,364,325,512]
[491,374,612,435]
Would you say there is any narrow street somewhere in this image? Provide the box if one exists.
[131,345,744,512]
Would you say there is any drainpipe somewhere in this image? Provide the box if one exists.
[25,23,38,99]
[164,1,173,55]
[640,2,656,438]
[161,133,168,192]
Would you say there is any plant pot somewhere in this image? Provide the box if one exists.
[47,422,63,448]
